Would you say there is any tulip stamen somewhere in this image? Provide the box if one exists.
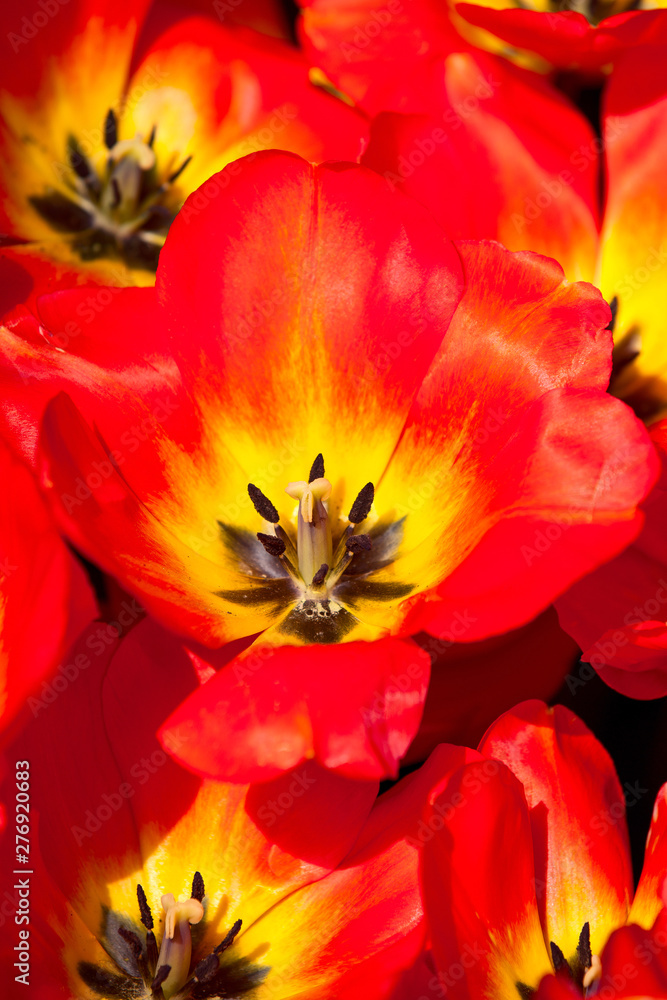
[348,482,374,524]
[246,457,380,593]
[308,452,325,482]
[236,454,412,638]
[152,963,172,996]
[29,107,192,270]
[248,483,280,523]
[514,921,600,999]
[549,940,571,977]
[257,532,286,557]
[311,563,329,587]
[76,875,263,1000]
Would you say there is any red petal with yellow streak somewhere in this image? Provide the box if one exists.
[126,19,367,195]
[380,240,655,640]
[298,0,464,114]
[236,744,478,999]
[631,785,667,929]
[156,152,464,505]
[8,616,379,950]
[479,701,633,963]
[454,6,667,72]
[423,758,552,999]
[599,42,667,416]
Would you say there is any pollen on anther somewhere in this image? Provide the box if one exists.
[311,563,329,586]
[104,108,118,150]
[193,953,219,983]
[308,453,325,482]
[191,871,205,902]
[248,483,280,523]
[257,532,286,556]
[549,941,569,974]
[137,883,154,929]
[348,483,374,524]
[577,922,592,970]
[346,534,372,553]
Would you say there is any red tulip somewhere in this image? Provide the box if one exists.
[534,909,667,998]
[0,0,366,296]
[0,153,654,777]
[421,700,667,997]
[0,616,472,999]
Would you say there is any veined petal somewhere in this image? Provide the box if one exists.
[480,701,633,962]
[159,637,430,782]
[423,759,552,999]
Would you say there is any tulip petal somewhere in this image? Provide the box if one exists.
[125,18,368,197]
[453,6,666,71]
[159,636,430,781]
[631,786,667,929]
[423,758,552,999]
[362,52,599,281]
[377,241,654,638]
[156,151,464,515]
[0,0,152,247]
[480,701,633,962]
[600,42,667,417]
[556,421,667,698]
[0,439,95,729]
[233,744,473,998]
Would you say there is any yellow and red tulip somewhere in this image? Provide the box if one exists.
[0,615,466,999]
[0,0,366,298]
[421,700,667,997]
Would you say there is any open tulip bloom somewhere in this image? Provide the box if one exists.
[0,149,658,779]
[421,700,667,999]
[0,0,364,291]
[5,4,667,998]
[1,616,462,1000]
